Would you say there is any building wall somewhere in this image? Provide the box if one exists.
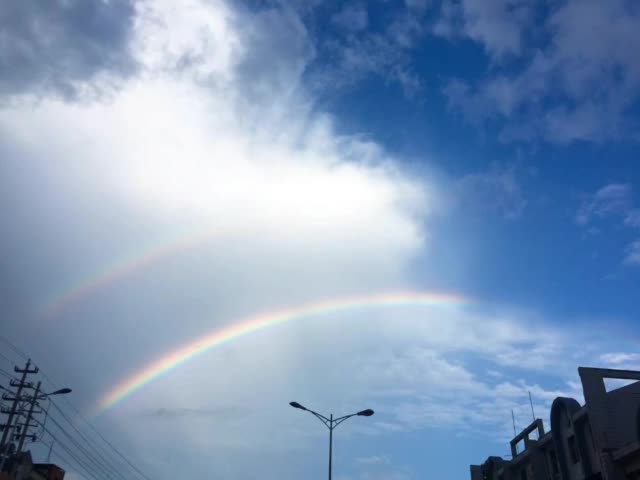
[470,367,640,480]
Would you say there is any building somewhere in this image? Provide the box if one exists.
[470,367,640,480]
[30,464,65,480]
[0,450,64,480]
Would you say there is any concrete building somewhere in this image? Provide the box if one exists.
[30,464,65,480]
[471,367,640,480]
[0,450,65,480]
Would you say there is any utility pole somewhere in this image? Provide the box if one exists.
[16,381,41,453]
[0,359,38,451]
[0,359,38,471]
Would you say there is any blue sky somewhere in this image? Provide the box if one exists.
[1,1,640,479]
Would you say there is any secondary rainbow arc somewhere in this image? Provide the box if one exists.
[41,229,232,318]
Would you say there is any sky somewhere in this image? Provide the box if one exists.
[1,0,640,479]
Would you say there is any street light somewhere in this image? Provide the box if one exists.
[289,401,374,480]
[0,384,71,400]
[16,382,71,452]
[38,387,72,399]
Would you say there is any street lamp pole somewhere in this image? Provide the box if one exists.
[289,402,374,480]
[328,413,332,480]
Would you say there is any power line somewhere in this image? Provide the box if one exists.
[0,350,18,367]
[50,444,99,480]
[71,411,153,480]
[1,339,152,480]
[0,336,28,361]
[47,399,131,480]
[35,416,112,480]
[42,381,152,480]
[0,368,18,381]
[21,400,113,480]
[38,423,107,480]
[45,412,128,480]
[37,368,152,480]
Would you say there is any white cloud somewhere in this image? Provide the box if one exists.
[625,210,640,228]
[313,9,426,98]
[576,184,632,226]
[405,0,430,11]
[433,0,531,59]
[356,455,391,466]
[1,1,431,304]
[573,184,640,266]
[359,472,413,480]
[543,103,614,144]
[346,455,414,480]
[600,352,640,365]
[94,301,613,479]
[624,240,640,266]
[459,0,532,59]
[432,0,461,38]
[443,74,530,127]
[331,4,369,32]
[454,164,528,220]
[442,0,640,143]
[0,2,435,476]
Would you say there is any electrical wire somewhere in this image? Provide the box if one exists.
[45,413,129,480]
[38,424,107,480]
[62,407,151,480]
[37,368,151,480]
[9,398,111,480]
[40,375,152,480]
[47,399,132,480]
[0,336,28,361]
[1,337,153,480]
[0,350,18,368]
[0,368,18,382]
[69,409,153,480]
[50,445,97,480]
[32,399,51,442]
[34,416,116,480]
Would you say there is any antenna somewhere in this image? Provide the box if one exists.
[511,409,517,437]
[528,391,535,421]
[528,391,538,439]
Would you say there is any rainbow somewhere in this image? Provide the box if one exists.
[40,228,232,318]
[94,291,469,415]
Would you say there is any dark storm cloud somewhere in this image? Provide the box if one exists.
[0,0,136,99]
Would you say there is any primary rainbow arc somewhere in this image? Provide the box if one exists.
[94,291,469,415]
